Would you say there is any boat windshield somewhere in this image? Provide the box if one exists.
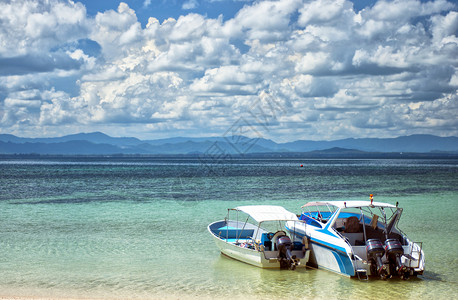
[300,201,402,234]
[300,203,338,225]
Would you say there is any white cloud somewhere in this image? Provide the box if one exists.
[90,3,142,59]
[1,0,457,140]
[191,65,262,95]
[295,51,332,74]
[367,0,453,21]
[225,0,302,42]
[182,0,199,10]
[143,0,152,8]
[298,0,353,26]
[0,0,88,57]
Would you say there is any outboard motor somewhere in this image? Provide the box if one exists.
[385,239,407,278]
[366,239,387,279]
[276,235,297,270]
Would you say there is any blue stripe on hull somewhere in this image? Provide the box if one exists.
[289,229,347,254]
[331,251,355,276]
[310,237,347,254]
[312,242,355,277]
[287,226,355,277]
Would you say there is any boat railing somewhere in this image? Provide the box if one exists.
[405,241,423,269]
[334,227,351,245]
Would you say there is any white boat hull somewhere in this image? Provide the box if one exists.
[214,235,268,268]
[309,242,353,276]
[289,225,355,276]
[209,220,310,269]
[287,215,425,278]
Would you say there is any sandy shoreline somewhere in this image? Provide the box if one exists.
[1,298,101,300]
[1,296,187,300]
[0,295,213,300]
[0,294,236,300]
[0,297,214,300]
[1,297,109,300]
[0,296,215,300]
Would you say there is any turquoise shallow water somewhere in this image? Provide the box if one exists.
[0,158,457,299]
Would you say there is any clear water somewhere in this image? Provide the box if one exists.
[0,158,457,299]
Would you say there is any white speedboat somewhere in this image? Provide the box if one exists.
[286,197,425,279]
[208,205,310,269]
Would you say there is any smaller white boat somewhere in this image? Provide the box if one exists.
[208,205,310,269]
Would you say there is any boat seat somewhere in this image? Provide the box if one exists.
[260,233,273,250]
[263,240,272,250]
[344,216,361,233]
[222,238,252,243]
[217,226,254,239]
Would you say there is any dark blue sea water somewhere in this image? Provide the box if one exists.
[0,157,457,299]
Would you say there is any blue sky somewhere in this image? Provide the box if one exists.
[0,0,457,141]
[83,0,249,24]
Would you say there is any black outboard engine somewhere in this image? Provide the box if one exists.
[385,239,407,279]
[276,235,297,270]
[366,239,387,279]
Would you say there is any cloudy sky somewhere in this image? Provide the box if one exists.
[0,0,457,142]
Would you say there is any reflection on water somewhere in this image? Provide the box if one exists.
[208,253,453,300]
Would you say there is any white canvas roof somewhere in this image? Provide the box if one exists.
[234,205,299,223]
[301,200,396,209]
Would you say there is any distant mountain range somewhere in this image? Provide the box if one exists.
[1,132,458,156]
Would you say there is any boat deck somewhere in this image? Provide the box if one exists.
[209,220,309,262]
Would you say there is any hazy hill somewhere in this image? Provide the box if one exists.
[1,132,457,155]
[282,135,458,153]
[0,132,142,146]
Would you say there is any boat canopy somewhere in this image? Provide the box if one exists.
[234,205,299,223]
[301,200,396,209]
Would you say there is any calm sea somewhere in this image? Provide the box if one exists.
[0,157,457,299]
